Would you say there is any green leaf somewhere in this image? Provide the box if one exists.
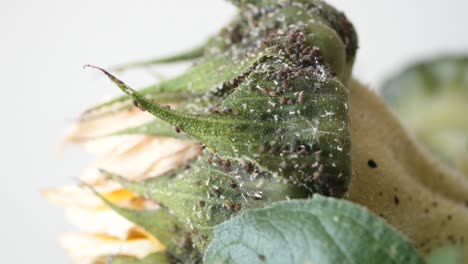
[87,186,201,261]
[204,196,424,264]
[426,246,463,264]
[381,56,468,176]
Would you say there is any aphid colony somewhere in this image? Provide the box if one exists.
[85,0,357,259]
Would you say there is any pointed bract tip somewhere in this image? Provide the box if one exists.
[83,64,135,95]
[77,180,93,191]
[97,168,114,180]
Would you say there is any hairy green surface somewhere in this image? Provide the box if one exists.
[90,187,200,261]
[91,53,351,196]
[110,119,191,140]
[204,196,424,264]
[104,155,309,250]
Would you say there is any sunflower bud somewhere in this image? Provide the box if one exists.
[46,0,468,263]
[82,0,356,255]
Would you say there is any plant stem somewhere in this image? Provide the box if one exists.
[347,80,468,260]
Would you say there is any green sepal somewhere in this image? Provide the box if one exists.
[87,185,201,261]
[112,44,206,72]
[109,118,191,140]
[103,153,310,251]
[91,55,351,197]
[83,51,269,119]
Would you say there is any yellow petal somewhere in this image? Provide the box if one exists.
[61,233,160,264]
[103,189,137,204]
[43,185,156,210]
[65,207,136,240]
[43,186,102,208]
[80,136,201,185]
[65,108,154,145]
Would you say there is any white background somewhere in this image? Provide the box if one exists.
[1,0,467,263]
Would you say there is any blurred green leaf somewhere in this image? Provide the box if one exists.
[426,246,462,264]
[382,56,468,176]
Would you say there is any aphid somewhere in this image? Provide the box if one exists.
[258,142,271,153]
[297,91,305,103]
[222,107,233,114]
[222,159,231,173]
[194,179,202,186]
[268,145,279,154]
[312,47,321,57]
[131,99,146,111]
[295,144,310,155]
[209,108,220,114]
[300,55,312,65]
[275,128,285,134]
[207,153,214,165]
[197,200,206,208]
[250,191,264,200]
[244,161,254,173]
[175,126,181,133]
[223,200,235,211]
[229,180,238,189]
[276,70,286,81]
[211,187,221,197]
[269,91,279,97]
[280,96,287,104]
